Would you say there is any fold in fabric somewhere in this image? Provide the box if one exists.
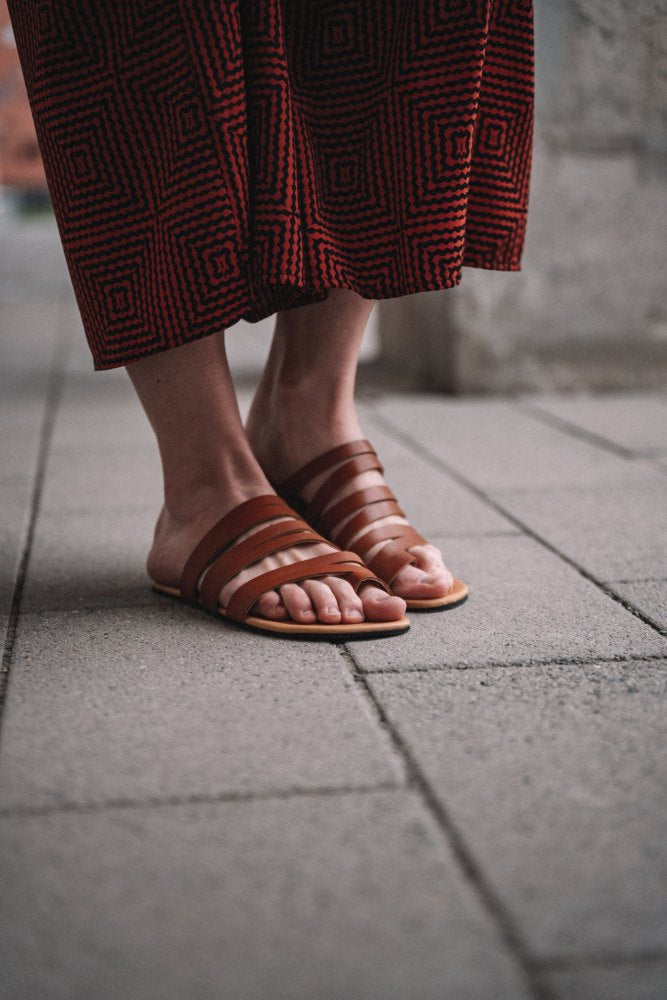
[9,0,534,369]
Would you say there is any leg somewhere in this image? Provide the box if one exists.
[127,330,406,624]
[246,289,454,602]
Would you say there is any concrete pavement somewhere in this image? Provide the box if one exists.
[1,216,666,1000]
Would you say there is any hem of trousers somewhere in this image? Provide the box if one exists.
[91,256,523,371]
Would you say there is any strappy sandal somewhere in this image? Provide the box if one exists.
[273,440,469,611]
[149,494,410,639]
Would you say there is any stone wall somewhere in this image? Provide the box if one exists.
[378,0,667,393]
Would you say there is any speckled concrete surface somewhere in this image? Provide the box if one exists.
[1,217,665,1000]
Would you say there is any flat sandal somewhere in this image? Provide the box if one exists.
[272,440,469,611]
[149,494,410,639]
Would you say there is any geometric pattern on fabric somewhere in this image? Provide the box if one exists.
[8,0,534,370]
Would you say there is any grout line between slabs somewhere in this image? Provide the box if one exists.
[0,294,71,732]
[368,407,667,640]
[536,948,667,972]
[356,652,667,675]
[515,401,640,460]
[18,601,162,617]
[338,644,555,1000]
[37,502,160,517]
[0,779,404,821]
[14,600,667,672]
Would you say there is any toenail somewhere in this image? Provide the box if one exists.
[326,606,341,616]
[302,610,316,620]
[348,609,363,621]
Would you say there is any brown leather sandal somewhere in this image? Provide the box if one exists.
[149,494,410,639]
[274,440,469,611]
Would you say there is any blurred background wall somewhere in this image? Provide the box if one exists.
[2,0,666,393]
[379,0,667,392]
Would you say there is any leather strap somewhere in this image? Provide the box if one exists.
[180,495,296,601]
[318,485,399,538]
[335,500,407,550]
[347,565,393,595]
[273,439,429,590]
[198,521,322,611]
[178,493,394,623]
[357,522,426,557]
[368,542,418,586]
[278,439,378,496]
[225,550,381,622]
[308,452,383,521]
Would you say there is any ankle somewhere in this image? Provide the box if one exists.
[161,458,270,529]
[247,387,363,479]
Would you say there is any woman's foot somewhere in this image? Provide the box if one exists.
[246,396,454,604]
[245,288,455,604]
[146,483,407,626]
[126,332,405,628]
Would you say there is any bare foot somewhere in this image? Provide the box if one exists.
[297,458,454,603]
[246,410,454,603]
[146,490,407,625]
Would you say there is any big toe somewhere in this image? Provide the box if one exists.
[391,562,453,601]
[359,584,407,622]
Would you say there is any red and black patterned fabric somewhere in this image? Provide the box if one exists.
[9,1,534,370]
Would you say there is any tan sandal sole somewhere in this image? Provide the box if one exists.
[151,582,411,640]
[404,577,469,611]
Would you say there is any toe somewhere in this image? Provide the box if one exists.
[391,562,454,601]
[359,583,407,622]
[301,579,342,624]
[323,576,365,623]
[253,589,288,621]
[279,582,318,624]
[409,543,449,575]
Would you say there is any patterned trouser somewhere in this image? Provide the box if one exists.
[9,1,534,370]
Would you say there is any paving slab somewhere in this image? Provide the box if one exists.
[40,444,162,513]
[351,535,667,672]
[357,407,518,536]
[0,216,69,301]
[21,507,159,612]
[367,662,667,959]
[0,395,46,480]
[0,790,529,1000]
[547,959,667,1000]
[0,299,62,399]
[0,477,32,582]
[526,392,667,456]
[49,372,154,451]
[0,605,403,811]
[608,580,667,632]
[371,395,652,491]
[496,476,667,582]
[0,478,33,647]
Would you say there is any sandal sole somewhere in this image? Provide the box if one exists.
[151,582,411,641]
[404,578,469,611]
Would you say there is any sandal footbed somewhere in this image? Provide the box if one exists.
[151,581,411,640]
